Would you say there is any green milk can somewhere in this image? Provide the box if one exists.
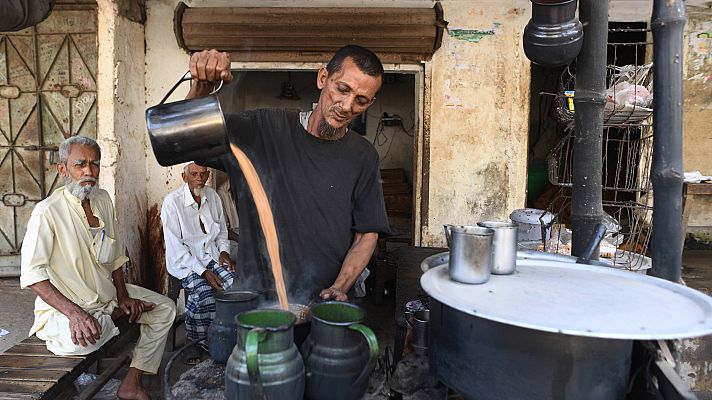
[301,302,379,400]
[225,309,305,400]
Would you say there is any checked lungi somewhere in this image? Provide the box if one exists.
[181,260,235,341]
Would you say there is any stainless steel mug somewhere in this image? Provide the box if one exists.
[146,71,228,167]
[443,225,494,284]
[405,309,430,355]
[477,221,518,275]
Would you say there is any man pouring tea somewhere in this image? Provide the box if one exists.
[186,46,391,302]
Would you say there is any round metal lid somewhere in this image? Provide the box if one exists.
[420,258,712,340]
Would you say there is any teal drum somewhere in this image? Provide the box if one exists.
[225,309,305,400]
[301,302,379,400]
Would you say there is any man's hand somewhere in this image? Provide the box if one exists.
[319,286,348,302]
[202,270,225,292]
[219,251,236,271]
[68,308,102,347]
[189,49,232,83]
[117,296,156,324]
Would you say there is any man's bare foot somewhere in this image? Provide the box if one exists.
[117,367,150,400]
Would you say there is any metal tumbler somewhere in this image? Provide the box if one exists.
[477,221,518,275]
[443,225,494,284]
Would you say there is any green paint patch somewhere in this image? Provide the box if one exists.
[449,29,495,43]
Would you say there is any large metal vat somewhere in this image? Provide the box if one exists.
[430,300,631,400]
[420,252,712,400]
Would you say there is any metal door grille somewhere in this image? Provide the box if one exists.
[0,8,97,267]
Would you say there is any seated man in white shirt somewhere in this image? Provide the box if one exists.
[20,136,176,400]
[161,163,236,346]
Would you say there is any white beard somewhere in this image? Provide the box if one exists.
[191,186,203,197]
[65,177,99,201]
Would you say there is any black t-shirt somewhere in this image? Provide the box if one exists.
[198,109,391,301]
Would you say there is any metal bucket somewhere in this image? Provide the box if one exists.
[145,71,228,167]
[207,290,263,364]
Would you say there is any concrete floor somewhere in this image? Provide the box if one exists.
[0,250,708,397]
[0,277,36,353]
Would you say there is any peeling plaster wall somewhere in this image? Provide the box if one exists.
[96,0,147,284]
[144,0,193,209]
[420,1,531,246]
[683,4,712,234]
[677,278,712,395]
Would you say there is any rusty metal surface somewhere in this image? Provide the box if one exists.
[0,9,97,261]
[176,4,445,62]
[144,203,167,295]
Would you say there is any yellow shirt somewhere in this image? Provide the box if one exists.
[20,187,129,336]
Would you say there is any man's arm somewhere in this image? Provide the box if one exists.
[21,207,101,346]
[186,49,233,99]
[320,232,378,301]
[28,280,102,347]
[111,268,155,323]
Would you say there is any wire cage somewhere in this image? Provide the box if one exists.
[539,24,654,271]
[548,126,654,193]
[554,63,654,128]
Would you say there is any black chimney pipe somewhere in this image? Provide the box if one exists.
[570,0,608,258]
[650,0,686,282]
[523,0,584,67]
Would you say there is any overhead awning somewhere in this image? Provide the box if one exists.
[174,2,446,63]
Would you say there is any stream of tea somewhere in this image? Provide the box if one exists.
[230,144,289,310]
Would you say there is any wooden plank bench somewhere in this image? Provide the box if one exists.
[0,322,139,400]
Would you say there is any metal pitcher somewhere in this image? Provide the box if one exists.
[225,309,305,400]
[145,71,228,167]
[301,302,379,400]
[443,224,494,284]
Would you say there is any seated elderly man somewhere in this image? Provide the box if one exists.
[161,162,235,346]
[20,136,176,400]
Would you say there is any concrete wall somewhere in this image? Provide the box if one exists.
[96,0,148,284]
[419,0,531,246]
[683,4,712,235]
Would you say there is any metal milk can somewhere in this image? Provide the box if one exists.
[225,309,305,400]
[207,290,262,364]
[300,302,379,400]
